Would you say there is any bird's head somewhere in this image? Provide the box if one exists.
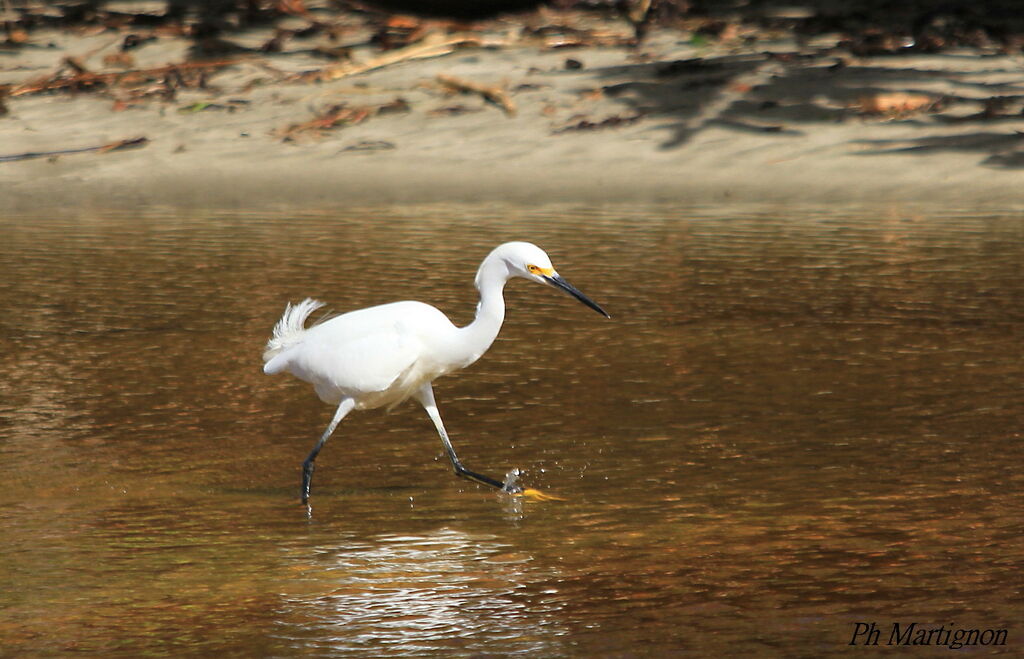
[495,241,610,318]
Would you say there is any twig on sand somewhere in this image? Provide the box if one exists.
[554,113,642,133]
[436,73,516,117]
[0,136,149,163]
[856,92,939,117]
[276,104,371,141]
[291,31,485,83]
[10,59,237,97]
[275,98,408,141]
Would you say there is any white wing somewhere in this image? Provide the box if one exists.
[265,301,454,404]
[297,320,419,394]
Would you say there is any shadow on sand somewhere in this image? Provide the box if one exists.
[587,49,1024,167]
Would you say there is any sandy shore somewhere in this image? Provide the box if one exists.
[3,14,1024,213]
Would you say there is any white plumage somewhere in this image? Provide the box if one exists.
[263,241,609,504]
[263,297,325,362]
[266,300,465,409]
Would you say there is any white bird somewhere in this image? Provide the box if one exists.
[263,241,609,504]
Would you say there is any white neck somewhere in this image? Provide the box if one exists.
[455,253,511,366]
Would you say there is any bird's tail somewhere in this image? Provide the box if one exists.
[262,298,325,369]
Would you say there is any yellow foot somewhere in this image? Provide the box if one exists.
[515,487,566,502]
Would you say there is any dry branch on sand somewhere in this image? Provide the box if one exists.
[554,113,643,133]
[275,104,372,140]
[436,74,516,117]
[289,31,486,84]
[275,98,409,141]
[856,92,940,117]
[0,136,148,163]
[10,57,237,98]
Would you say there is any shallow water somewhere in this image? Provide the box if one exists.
[1,205,1021,656]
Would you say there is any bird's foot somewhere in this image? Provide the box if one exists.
[515,487,567,502]
[501,468,523,494]
[502,468,565,501]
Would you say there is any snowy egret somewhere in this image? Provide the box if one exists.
[263,241,609,504]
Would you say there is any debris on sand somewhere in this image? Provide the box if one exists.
[436,74,516,117]
[275,98,409,141]
[0,136,149,163]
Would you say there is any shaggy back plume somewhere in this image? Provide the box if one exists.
[262,298,325,364]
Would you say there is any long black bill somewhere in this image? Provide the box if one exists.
[545,274,611,318]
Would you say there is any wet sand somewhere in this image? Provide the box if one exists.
[3,16,1024,213]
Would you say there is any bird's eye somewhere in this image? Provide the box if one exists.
[527,264,541,275]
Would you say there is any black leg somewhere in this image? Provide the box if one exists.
[301,398,355,504]
[448,449,521,493]
[417,384,522,494]
[301,442,323,505]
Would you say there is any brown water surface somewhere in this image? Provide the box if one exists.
[0,206,1021,656]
